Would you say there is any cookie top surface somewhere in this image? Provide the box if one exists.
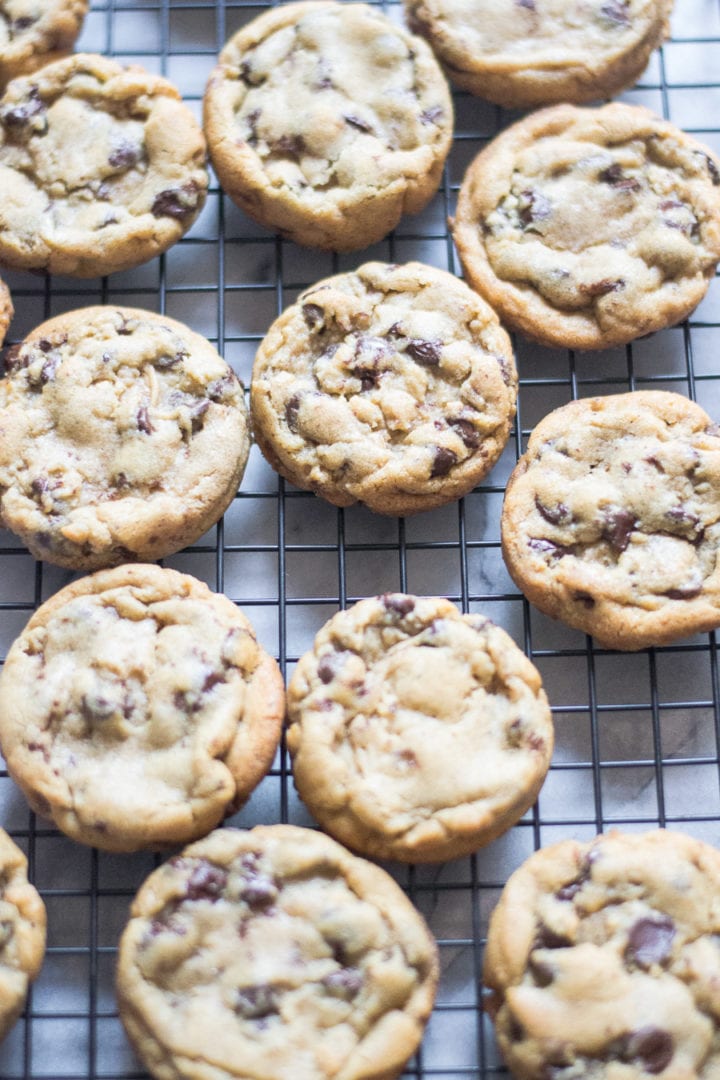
[116,824,439,1080]
[250,261,516,515]
[0,53,208,277]
[405,0,673,107]
[484,828,720,1080]
[203,1,453,251]
[453,103,720,350]
[0,565,285,852]
[0,0,89,88]
[0,828,46,1040]
[0,272,11,345]
[501,391,720,650]
[287,594,553,862]
[0,305,249,570]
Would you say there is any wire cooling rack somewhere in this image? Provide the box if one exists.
[1,0,720,1076]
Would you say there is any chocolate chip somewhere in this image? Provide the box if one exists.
[598,164,641,191]
[274,133,305,158]
[518,188,551,228]
[1,86,46,129]
[622,1027,674,1074]
[496,354,514,386]
[579,278,625,297]
[151,182,201,220]
[239,60,261,86]
[186,862,227,902]
[697,151,720,186]
[344,114,373,133]
[190,400,210,434]
[534,924,571,949]
[302,303,324,329]
[207,373,237,402]
[450,418,481,449]
[353,367,377,391]
[3,344,25,372]
[535,497,571,526]
[382,594,415,616]
[420,105,445,124]
[322,969,363,998]
[665,584,703,600]
[108,140,141,169]
[406,339,441,366]
[528,538,574,559]
[625,915,675,969]
[40,353,59,383]
[30,476,48,496]
[574,591,596,608]
[244,108,261,144]
[136,406,153,434]
[235,985,279,1020]
[600,0,630,24]
[239,876,278,908]
[516,0,536,8]
[602,507,636,552]
[285,393,301,432]
[431,446,457,477]
[202,670,225,693]
[155,350,185,369]
[11,15,36,32]
[318,655,338,684]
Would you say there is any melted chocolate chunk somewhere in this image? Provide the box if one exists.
[155,350,186,369]
[136,406,153,434]
[518,188,551,228]
[535,497,571,526]
[151,182,201,220]
[1,86,46,128]
[579,278,625,298]
[344,114,373,133]
[285,393,302,432]
[534,924,571,949]
[322,968,363,998]
[235,985,279,1020]
[528,537,574,559]
[239,875,278,909]
[302,303,324,329]
[185,862,227,902]
[406,339,441,366]
[190,400,210,434]
[420,105,445,124]
[3,344,24,372]
[11,15,36,32]
[318,654,339,684]
[574,591,596,608]
[598,163,641,191]
[697,151,720,186]
[622,1027,674,1074]
[602,507,636,552]
[275,133,305,158]
[207,373,237,402]
[382,594,415,616]
[450,418,481,449]
[353,367,377,391]
[109,140,141,169]
[431,446,457,477]
[202,670,225,693]
[625,914,675,969]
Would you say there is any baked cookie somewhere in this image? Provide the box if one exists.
[0,565,285,852]
[501,391,720,650]
[0,305,249,570]
[0,53,208,277]
[287,594,553,863]
[116,825,439,1080]
[0,272,11,345]
[203,1,453,251]
[484,828,720,1080]
[453,103,720,350]
[251,261,516,515]
[0,828,46,1042]
[0,0,88,89]
[404,0,673,108]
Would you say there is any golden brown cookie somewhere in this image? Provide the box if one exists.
[0,565,285,851]
[116,825,439,1080]
[0,306,249,570]
[251,261,516,515]
[501,391,720,650]
[0,0,88,89]
[287,594,553,862]
[0,53,208,277]
[404,0,673,108]
[203,1,453,251]
[0,828,46,1042]
[453,103,720,350]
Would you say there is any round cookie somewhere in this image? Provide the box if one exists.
[287,594,553,863]
[0,565,285,853]
[404,0,673,108]
[0,0,89,89]
[484,828,720,1080]
[0,53,208,277]
[0,828,46,1042]
[0,305,249,570]
[0,271,11,345]
[453,102,720,350]
[501,391,720,651]
[116,825,438,1080]
[251,261,517,515]
[203,1,453,251]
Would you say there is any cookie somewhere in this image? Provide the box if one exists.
[0,272,11,345]
[116,824,439,1080]
[501,390,720,651]
[251,261,516,515]
[453,103,720,350]
[0,53,208,277]
[0,828,46,1042]
[203,1,453,251]
[404,0,673,108]
[0,565,285,852]
[0,0,88,89]
[287,594,553,863]
[484,828,720,1080]
[0,305,249,570]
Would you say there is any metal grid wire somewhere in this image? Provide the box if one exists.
[1,0,720,1075]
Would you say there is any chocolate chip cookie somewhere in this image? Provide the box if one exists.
[0,0,89,89]
[453,103,720,350]
[0,53,208,277]
[0,828,46,1042]
[404,0,673,108]
[0,305,249,570]
[484,828,720,1080]
[203,1,453,251]
[0,272,11,346]
[0,565,285,852]
[251,261,516,515]
[116,824,438,1080]
[501,391,720,650]
[287,594,553,863]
